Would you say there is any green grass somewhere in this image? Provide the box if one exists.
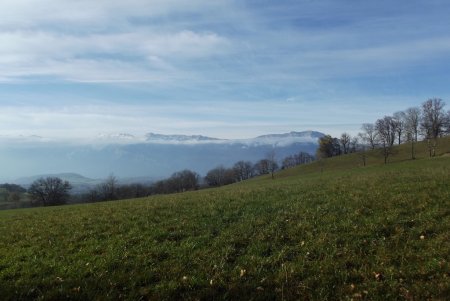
[278,136,450,178]
[1,140,449,300]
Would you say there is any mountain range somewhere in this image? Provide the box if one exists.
[0,131,324,184]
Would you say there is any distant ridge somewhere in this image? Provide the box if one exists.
[145,133,221,142]
[14,173,103,194]
[15,173,98,185]
[255,131,325,139]
[145,131,324,143]
[0,130,325,181]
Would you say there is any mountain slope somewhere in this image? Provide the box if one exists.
[14,173,103,194]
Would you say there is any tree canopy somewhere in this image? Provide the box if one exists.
[28,177,72,206]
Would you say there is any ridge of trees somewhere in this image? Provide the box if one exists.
[80,150,314,203]
[317,98,450,163]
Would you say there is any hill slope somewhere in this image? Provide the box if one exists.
[0,139,449,300]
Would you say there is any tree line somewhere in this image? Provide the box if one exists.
[23,150,315,206]
[0,184,27,206]
[317,98,450,164]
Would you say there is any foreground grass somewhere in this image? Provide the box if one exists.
[1,157,450,300]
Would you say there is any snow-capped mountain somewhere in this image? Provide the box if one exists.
[97,133,137,140]
[95,133,145,144]
[145,133,221,143]
[142,131,324,146]
[255,131,324,140]
[238,131,325,147]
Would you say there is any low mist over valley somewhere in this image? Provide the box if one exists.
[0,131,323,183]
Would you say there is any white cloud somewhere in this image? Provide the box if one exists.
[0,0,224,29]
[0,1,449,84]
[0,29,231,81]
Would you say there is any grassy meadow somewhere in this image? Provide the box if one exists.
[0,138,449,300]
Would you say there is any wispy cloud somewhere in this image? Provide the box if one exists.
[0,0,449,140]
[1,0,448,83]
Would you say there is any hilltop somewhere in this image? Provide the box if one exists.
[0,137,449,300]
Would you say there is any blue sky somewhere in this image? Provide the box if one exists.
[0,0,449,140]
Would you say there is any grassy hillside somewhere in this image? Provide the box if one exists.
[0,140,449,300]
[279,136,450,178]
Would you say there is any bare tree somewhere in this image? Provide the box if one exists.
[375,116,396,164]
[232,161,253,181]
[205,166,235,187]
[446,110,450,134]
[420,98,446,157]
[350,136,359,153]
[357,142,368,167]
[254,159,270,175]
[393,111,406,144]
[404,107,420,159]
[266,150,279,179]
[99,174,118,201]
[168,170,199,192]
[405,107,420,142]
[282,155,296,169]
[339,133,351,154]
[28,177,72,206]
[360,123,378,149]
[294,152,313,164]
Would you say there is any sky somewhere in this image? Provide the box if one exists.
[1,0,450,140]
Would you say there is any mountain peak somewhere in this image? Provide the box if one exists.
[255,131,325,139]
[145,133,222,143]
[97,133,137,140]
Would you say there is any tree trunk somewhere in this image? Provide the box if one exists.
[427,139,432,157]
[432,139,437,157]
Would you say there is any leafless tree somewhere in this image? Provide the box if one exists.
[205,166,235,187]
[282,152,314,169]
[339,133,351,154]
[254,159,270,175]
[446,110,450,134]
[28,177,72,206]
[360,123,378,149]
[405,107,420,142]
[168,170,199,192]
[266,150,278,179]
[393,111,406,144]
[375,116,396,164]
[99,174,118,201]
[404,107,420,159]
[420,98,446,156]
[232,161,253,181]
[282,155,296,169]
[358,142,368,167]
[350,136,359,153]
[294,152,313,164]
